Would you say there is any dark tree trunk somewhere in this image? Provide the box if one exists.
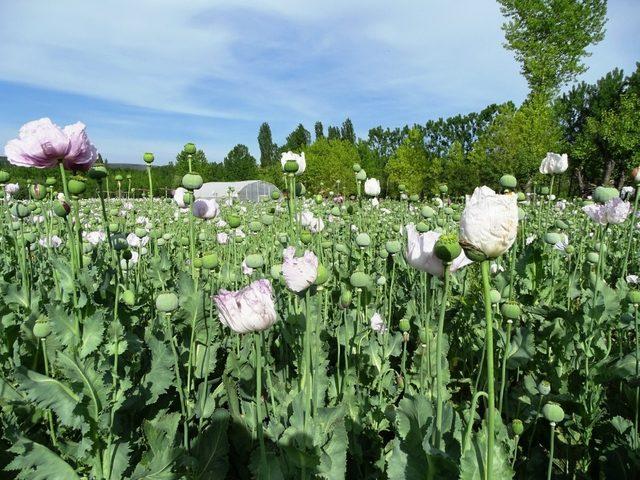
[602,159,615,186]
[575,168,586,196]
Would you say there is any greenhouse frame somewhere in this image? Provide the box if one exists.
[193,180,279,203]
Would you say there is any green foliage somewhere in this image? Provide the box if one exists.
[282,124,311,152]
[469,95,563,188]
[223,144,258,181]
[258,122,278,168]
[498,0,607,95]
[301,138,360,194]
[340,118,356,144]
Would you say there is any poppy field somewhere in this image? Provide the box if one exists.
[1,121,640,479]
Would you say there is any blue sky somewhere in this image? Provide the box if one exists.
[0,0,638,165]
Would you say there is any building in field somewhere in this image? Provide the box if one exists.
[193,180,279,203]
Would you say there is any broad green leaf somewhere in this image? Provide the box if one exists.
[6,436,80,480]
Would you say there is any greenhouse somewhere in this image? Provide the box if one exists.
[193,180,279,203]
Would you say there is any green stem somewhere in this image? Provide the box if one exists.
[499,320,513,414]
[481,260,495,480]
[434,265,450,449]
[547,423,556,480]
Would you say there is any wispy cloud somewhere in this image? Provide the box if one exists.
[0,0,637,163]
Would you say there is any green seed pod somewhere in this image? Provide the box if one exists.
[355,233,371,247]
[409,194,420,202]
[555,219,568,230]
[500,301,521,320]
[594,242,607,254]
[271,190,281,200]
[179,236,190,246]
[419,328,429,343]
[421,206,435,219]
[157,238,166,247]
[539,186,550,196]
[452,213,461,221]
[270,264,282,280]
[352,163,361,173]
[399,318,410,332]
[416,222,430,233]
[193,258,202,268]
[489,289,501,304]
[88,164,108,180]
[121,289,136,306]
[398,184,406,192]
[184,142,197,154]
[544,232,563,245]
[385,240,402,254]
[586,252,599,264]
[300,230,312,244]
[355,170,367,181]
[283,159,299,173]
[67,176,87,195]
[156,292,179,313]
[378,248,388,259]
[182,173,203,191]
[0,170,10,183]
[314,264,329,285]
[109,222,121,233]
[564,245,575,254]
[134,227,147,238]
[499,174,517,190]
[321,240,332,249]
[340,289,353,308]
[28,203,37,211]
[434,233,462,263]
[335,243,349,254]
[227,214,241,228]
[443,207,454,216]
[121,249,133,261]
[82,242,93,254]
[330,206,341,216]
[314,195,323,205]
[511,419,524,436]
[114,174,123,182]
[538,380,551,396]
[201,253,219,269]
[143,152,155,164]
[112,235,128,251]
[542,402,564,424]
[517,191,526,202]
[350,271,371,288]
[593,186,619,204]
[249,221,262,232]
[627,290,640,305]
[33,316,51,338]
[45,176,56,186]
[278,233,288,245]
[261,214,274,226]
[245,253,265,269]
[11,203,31,219]
[376,276,386,286]
[30,183,46,200]
[439,184,448,194]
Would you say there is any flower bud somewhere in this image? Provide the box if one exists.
[355,233,371,247]
[511,419,524,436]
[30,184,46,200]
[489,289,501,304]
[227,214,241,228]
[499,174,517,190]
[0,171,10,183]
[399,318,410,332]
[542,402,564,424]
[121,289,136,306]
[356,170,367,181]
[300,230,312,244]
[544,232,563,245]
[182,173,203,191]
[156,292,179,313]
[352,163,361,172]
[586,252,599,264]
[314,264,329,285]
[434,233,462,263]
[350,271,371,288]
[271,190,281,200]
[538,380,551,396]
[340,290,352,308]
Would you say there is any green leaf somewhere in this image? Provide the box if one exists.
[47,305,80,348]
[57,351,106,423]
[459,421,513,480]
[141,335,175,405]
[15,367,84,429]
[6,436,80,480]
[80,311,105,358]
[100,441,131,480]
[191,409,230,480]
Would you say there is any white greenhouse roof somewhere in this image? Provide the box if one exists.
[194,181,279,202]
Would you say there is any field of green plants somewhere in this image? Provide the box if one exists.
[1,124,640,479]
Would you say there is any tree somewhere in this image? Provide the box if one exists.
[223,144,258,181]
[385,127,441,195]
[341,118,356,144]
[468,95,563,189]
[314,121,324,140]
[175,148,209,182]
[498,0,607,96]
[282,124,311,152]
[301,139,360,194]
[327,126,341,141]
[258,122,277,167]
